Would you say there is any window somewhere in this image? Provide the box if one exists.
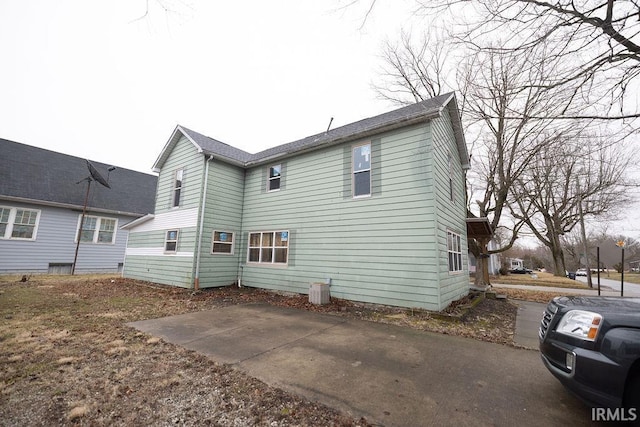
[447,231,463,272]
[165,230,179,253]
[77,216,117,244]
[0,206,40,240]
[353,143,371,197]
[268,164,281,192]
[248,231,289,265]
[173,169,184,207]
[212,231,234,254]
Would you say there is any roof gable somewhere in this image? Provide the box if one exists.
[153,92,469,170]
[0,139,157,216]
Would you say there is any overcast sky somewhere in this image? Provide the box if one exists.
[2,1,638,241]
[0,0,419,174]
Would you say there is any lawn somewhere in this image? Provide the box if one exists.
[489,271,590,289]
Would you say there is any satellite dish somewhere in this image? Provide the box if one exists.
[86,160,111,189]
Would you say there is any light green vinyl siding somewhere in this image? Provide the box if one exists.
[123,135,203,287]
[196,159,245,287]
[154,136,204,214]
[431,107,469,306]
[123,227,197,287]
[239,123,446,310]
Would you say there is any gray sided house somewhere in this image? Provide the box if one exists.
[122,93,470,311]
[0,139,157,274]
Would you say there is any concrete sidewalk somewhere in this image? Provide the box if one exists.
[128,303,593,426]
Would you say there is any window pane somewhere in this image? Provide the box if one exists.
[213,242,232,253]
[354,170,371,196]
[12,225,34,239]
[249,248,260,262]
[269,177,280,191]
[275,231,288,247]
[261,248,273,263]
[100,219,115,232]
[262,232,273,247]
[0,208,9,223]
[0,223,6,236]
[82,217,97,230]
[269,165,281,178]
[274,248,287,263]
[98,231,114,243]
[167,230,178,241]
[353,144,371,172]
[166,241,177,252]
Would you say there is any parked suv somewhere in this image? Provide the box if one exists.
[539,296,640,410]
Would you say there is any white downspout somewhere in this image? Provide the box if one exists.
[194,155,213,291]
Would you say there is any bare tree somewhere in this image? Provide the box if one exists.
[414,0,640,122]
[510,132,633,275]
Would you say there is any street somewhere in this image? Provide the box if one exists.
[575,275,640,297]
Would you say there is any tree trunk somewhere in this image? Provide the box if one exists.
[549,234,567,277]
[469,238,491,287]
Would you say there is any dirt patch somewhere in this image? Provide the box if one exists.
[0,275,518,426]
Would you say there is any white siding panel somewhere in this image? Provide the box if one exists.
[125,247,194,257]
[128,208,198,233]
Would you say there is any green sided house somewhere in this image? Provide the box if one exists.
[122,93,470,311]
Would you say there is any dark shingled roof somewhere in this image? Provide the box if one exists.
[154,93,468,170]
[0,139,157,216]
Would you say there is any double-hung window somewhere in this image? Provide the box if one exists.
[447,231,463,272]
[248,231,289,265]
[212,231,234,254]
[165,230,179,253]
[77,215,117,244]
[268,164,281,192]
[0,206,40,240]
[173,169,184,207]
[353,143,371,197]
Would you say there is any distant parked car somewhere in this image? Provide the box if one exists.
[575,268,588,276]
[509,267,533,274]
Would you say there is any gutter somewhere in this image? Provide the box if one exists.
[194,155,213,291]
[0,195,147,218]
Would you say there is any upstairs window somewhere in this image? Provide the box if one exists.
[248,231,289,265]
[447,231,463,272]
[165,230,179,253]
[0,207,40,240]
[268,164,281,192]
[77,216,117,244]
[212,231,234,254]
[353,143,371,197]
[173,169,184,207]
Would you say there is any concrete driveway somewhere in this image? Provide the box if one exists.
[128,303,594,426]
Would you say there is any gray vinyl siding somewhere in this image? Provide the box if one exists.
[0,201,134,274]
[239,123,446,310]
[154,135,204,214]
[196,159,245,287]
[431,108,469,306]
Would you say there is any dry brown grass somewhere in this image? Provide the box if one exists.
[490,271,589,288]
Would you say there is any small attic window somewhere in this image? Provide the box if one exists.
[173,169,184,207]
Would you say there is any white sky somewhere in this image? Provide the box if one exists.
[0,0,419,174]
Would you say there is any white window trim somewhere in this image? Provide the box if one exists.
[0,206,41,241]
[211,230,235,255]
[172,168,184,208]
[75,215,118,244]
[267,164,281,192]
[247,230,289,266]
[352,142,372,199]
[165,229,179,253]
[447,230,463,273]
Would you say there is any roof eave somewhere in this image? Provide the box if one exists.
[152,125,204,172]
[0,195,148,217]
[120,213,155,230]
